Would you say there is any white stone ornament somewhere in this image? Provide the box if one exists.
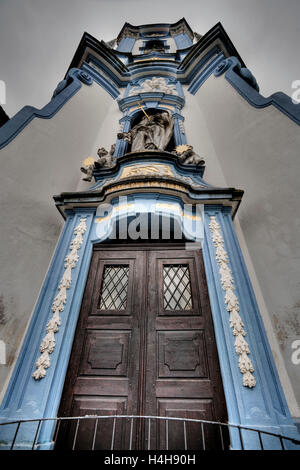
[32,217,87,380]
[209,216,256,388]
[128,77,178,96]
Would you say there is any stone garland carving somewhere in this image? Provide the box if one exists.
[209,216,256,388]
[32,218,87,380]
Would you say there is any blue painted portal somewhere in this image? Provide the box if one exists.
[202,205,300,449]
[0,200,299,450]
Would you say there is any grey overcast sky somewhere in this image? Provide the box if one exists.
[0,0,299,117]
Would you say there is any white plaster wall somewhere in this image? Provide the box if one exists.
[0,83,121,400]
[182,85,227,187]
[185,75,300,417]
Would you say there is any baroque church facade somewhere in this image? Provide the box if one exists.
[0,19,299,450]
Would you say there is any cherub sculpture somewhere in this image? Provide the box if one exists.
[80,157,96,182]
[173,145,205,166]
[94,144,116,169]
[80,144,116,182]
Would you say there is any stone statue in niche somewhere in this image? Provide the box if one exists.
[117,110,174,152]
[173,144,205,166]
[80,144,116,181]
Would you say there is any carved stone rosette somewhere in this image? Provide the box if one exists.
[209,216,256,388]
[32,217,87,380]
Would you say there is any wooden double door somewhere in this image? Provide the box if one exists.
[57,244,228,450]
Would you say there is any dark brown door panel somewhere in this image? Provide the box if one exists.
[57,245,228,450]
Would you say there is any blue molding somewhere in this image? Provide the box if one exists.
[122,76,184,100]
[173,32,193,50]
[117,37,136,53]
[127,63,180,76]
[0,69,93,150]
[173,113,187,146]
[202,206,300,449]
[140,32,170,40]
[66,23,246,91]
[188,52,226,94]
[222,57,300,125]
[191,55,300,126]
[87,55,129,87]
[91,154,209,187]
[181,45,221,86]
[81,63,119,99]
[1,200,299,449]
[214,57,259,91]
[115,105,185,157]
[84,43,225,90]
[117,92,185,113]
[115,116,131,157]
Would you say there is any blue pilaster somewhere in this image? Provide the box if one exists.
[173,112,187,146]
[115,115,132,157]
[202,205,300,449]
[0,209,95,449]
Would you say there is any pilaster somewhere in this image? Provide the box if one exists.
[202,205,299,449]
[0,209,95,449]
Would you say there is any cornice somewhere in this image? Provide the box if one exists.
[117,92,185,112]
[116,18,194,44]
[54,151,243,219]
[178,22,245,73]
[65,22,245,87]
[65,33,130,79]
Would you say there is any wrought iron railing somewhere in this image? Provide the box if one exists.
[0,415,299,450]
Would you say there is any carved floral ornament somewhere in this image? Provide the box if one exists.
[32,218,87,380]
[128,77,178,96]
[209,216,256,388]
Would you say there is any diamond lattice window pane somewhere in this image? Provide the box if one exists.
[163,265,193,311]
[99,265,129,310]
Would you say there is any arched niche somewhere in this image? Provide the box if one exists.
[122,107,176,154]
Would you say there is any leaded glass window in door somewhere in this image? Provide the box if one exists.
[163,264,193,311]
[99,265,129,310]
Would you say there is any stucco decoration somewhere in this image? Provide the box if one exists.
[209,216,256,388]
[128,77,177,96]
[81,145,116,181]
[173,144,205,166]
[94,145,117,169]
[32,217,87,380]
[118,111,174,152]
[80,157,96,181]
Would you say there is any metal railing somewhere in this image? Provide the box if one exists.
[0,415,299,450]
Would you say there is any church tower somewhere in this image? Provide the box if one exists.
[0,19,299,450]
